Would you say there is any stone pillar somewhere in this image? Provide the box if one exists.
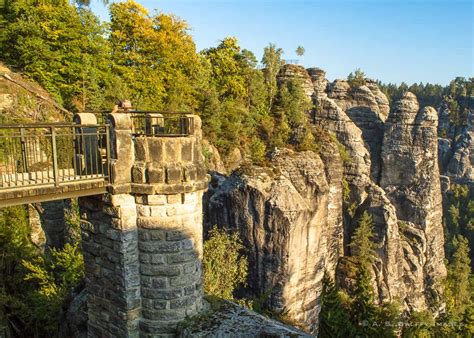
[79,112,208,337]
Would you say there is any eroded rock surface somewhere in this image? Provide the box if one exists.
[206,148,343,333]
[178,299,312,338]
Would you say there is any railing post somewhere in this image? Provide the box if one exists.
[51,126,59,187]
[19,127,28,172]
[105,124,111,182]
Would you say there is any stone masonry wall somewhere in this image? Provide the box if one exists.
[78,112,208,337]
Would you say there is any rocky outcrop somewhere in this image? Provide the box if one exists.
[309,73,447,313]
[0,62,67,122]
[381,92,446,309]
[203,67,448,333]
[326,79,388,183]
[278,64,314,98]
[206,148,343,333]
[178,298,312,337]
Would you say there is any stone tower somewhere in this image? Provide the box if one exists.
[77,110,208,337]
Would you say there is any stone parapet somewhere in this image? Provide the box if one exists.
[79,110,207,337]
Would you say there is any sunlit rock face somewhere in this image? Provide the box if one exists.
[381,92,446,309]
[206,148,343,333]
[205,67,448,334]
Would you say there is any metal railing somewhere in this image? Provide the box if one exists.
[130,112,194,137]
[0,123,110,190]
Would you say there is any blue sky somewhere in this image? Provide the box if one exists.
[90,0,473,85]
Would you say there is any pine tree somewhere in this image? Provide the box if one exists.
[351,264,380,336]
[445,235,472,317]
[318,271,354,337]
[349,211,377,268]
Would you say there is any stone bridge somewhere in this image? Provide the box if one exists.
[0,109,209,337]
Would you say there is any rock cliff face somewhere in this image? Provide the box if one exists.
[206,148,343,332]
[380,93,446,309]
[205,65,448,333]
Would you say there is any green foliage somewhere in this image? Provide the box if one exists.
[110,0,203,110]
[347,68,366,87]
[403,310,435,338]
[1,0,114,111]
[318,271,354,337]
[262,43,283,107]
[203,226,248,301]
[349,211,378,268]
[295,45,305,57]
[0,206,84,336]
[249,137,266,163]
[21,242,84,332]
[342,177,350,202]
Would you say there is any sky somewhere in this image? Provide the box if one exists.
[90,0,474,85]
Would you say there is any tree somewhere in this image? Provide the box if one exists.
[347,68,366,87]
[1,0,113,111]
[318,271,354,337]
[445,235,472,317]
[350,264,380,336]
[110,0,203,110]
[262,43,284,107]
[203,226,248,301]
[296,46,305,57]
[349,211,377,268]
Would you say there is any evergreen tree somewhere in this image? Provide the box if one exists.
[445,235,472,317]
[296,46,305,57]
[349,211,377,268]
[351,264,380,336]
[347,68,366,87]
[318,271,354,337]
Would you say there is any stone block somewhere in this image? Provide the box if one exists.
[146,164,164,184]
[107,193,135,207]
[184,165,197,182]
[165,165,182,184]
[164,140,181,163]
[169,273,199,287]
[149,205,167,218]
[132,164,146,183]
[140,253,151,264]
[147,138,164,162]
[181,139,193,162]
[148,229,166,241]
[150,277,168,289]
[150,253,166,265]
[103,206,121,218]
[167,251,197,264]
[181,239,194,250]
[134,138,149,162]
[141,288,183,300]
[146,195,167,205]
[167,194,182,205]
[170,295,197,309]
[166,230,187,241]
[196,164,207,180]
[153,300,168,310]
[183,261,198,274]
[140,318,180,334]
[140,264,181,277]
[137,205,150,217]
[138,230,150,241]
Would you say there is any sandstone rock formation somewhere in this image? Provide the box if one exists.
[206,148,343,333]
[380,92,446,309]
[178,298,312,337]
[205,65,448,333]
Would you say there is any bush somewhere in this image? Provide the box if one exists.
[203,226,248,301]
